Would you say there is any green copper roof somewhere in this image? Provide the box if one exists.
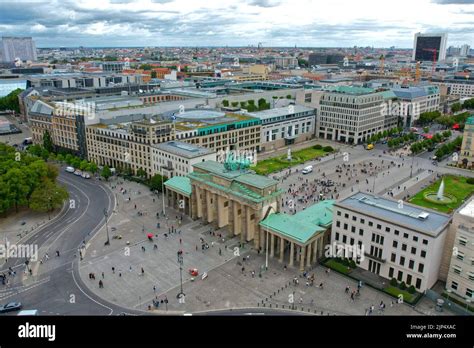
[260,214,324,244]
[260,200,335,244]
[192,161,277,189]
[381,90,397,100]
[467,116,474,125]
[164,176,192,196]
[325,86,376,95]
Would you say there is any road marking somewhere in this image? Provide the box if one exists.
[71,261,113,315]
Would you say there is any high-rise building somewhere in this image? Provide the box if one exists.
[459,116,474,169]
[308,53,345,66]
[412,33,448,62]
[460,44,471,57]
[1,37,37,62]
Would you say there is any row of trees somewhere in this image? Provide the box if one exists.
[417,110,472,130]
[367,127,404,145]
[0,88,23,113]
[410,131,453,155]
[0,143,68,215]
[222,98,271,112]
[387,132,418,149]
[434,136,463,161]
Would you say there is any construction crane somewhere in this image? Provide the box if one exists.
[415,61,421,83]
[423,48,438,81]
[379,54,385,74]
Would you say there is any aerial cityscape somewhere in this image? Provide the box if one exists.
[0,0,473,345]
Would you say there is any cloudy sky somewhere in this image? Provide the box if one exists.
[0,0,473,48]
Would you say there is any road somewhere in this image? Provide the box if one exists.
[0,170,143,315]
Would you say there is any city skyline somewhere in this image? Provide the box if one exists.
[0,0,474,48]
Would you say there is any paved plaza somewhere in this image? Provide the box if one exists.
[77,146,463,315]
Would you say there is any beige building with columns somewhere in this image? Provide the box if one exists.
[164,160,335,271]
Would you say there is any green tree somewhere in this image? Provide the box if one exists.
[451,102,462,113]
[43,130,54,153]
[101,165,112,181]
[30,179,69,214]
[231,102,239,108]
[149,174,166,192]
[136,167,147,179]
[2,168,29,212]
[0,88,23,113]
[150,71,157,79]
[222,100,230,107]
[79,160,89,171]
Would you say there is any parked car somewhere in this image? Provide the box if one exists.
[66,166,75,173]
[17,309,38,316]
[0,302,22,314]
[81,172,91,179]
[74,170,82,176]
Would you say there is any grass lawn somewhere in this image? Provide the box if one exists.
[253,146,332,175]
[409,175,474,214]
[384,286,418,304]
[324,259,353,275]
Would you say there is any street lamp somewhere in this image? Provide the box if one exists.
[161,166,166,216]
[103,208,110,246]
[176,251,185,300]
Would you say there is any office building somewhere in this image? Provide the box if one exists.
[247,105,315,152]
[412,33,448,62]
[151,141,216,178]
[274,57,298,69]
[459,116,474,169]
[445,197,474,304]
[173,110,261,154]
[332,193,452,292]
[308,53,345,66]
[86,115,174,177]
[299,86,389,144]
[391,85,440,127]
[460,45,471,57]
[26,73,143,89]
[1,37,37,62]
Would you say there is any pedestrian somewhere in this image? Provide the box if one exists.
[129,266,132,272]
[112,267,115,274]
[56,250,60,257]
[141,267,144,275]
[153,286,156,293]
[179,238,182,244]
[99,280,103,288]
[102,272,105,279]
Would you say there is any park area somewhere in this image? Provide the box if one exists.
[253,145,334,175]
[409,175,474,214]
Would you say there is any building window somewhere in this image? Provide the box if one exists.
[453,266,462,275]
[402,244,407,252]
[385,227,390,232]
[359,229,364,236]
[413,236,418,242]
[336,221,341,228]
[400,256,405,266]
[342,235,347,243]
[343,223,348,230]
[466,288,473,298]
[411,247,417,255]
[409,260,415,270]
[406,274,412,285]
[360,219,365,224]
[397,271,403,282]
[451,281,458,291]
[421,250,426,258]
[393,241,398,248]
[335,232,340,241]
[416,278,422,289]
[368,221,373,227]
[403,233,409,239]
[418,263,424,273]
[391,253,396,262]
[376,224,382,230]
[352,216,356,221]
[351,226,356,233]
[337,211,341,216]
[422,239,428,245]
[394,230,399,236]
[389,267,394,278]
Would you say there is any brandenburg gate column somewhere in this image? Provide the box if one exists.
[279,237,285,263]
[299,245,306,271]
[306,243,312,267]
[270,233,275,257]
[289,242,294,267]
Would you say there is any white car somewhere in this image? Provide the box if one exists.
[81,172,91,179]
[74,170,82,176]
[66,167,75,173]
[302,166,313,175]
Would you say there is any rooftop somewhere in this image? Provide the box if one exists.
[466,116,474,126]
[191,160,277,189]
[153,141,214,159]
[337,193,451,237]
[324,86,376,95]
[164,176,192,196]
[259,200,335,244]
[459,197,474,218]
[247,105,315,120]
